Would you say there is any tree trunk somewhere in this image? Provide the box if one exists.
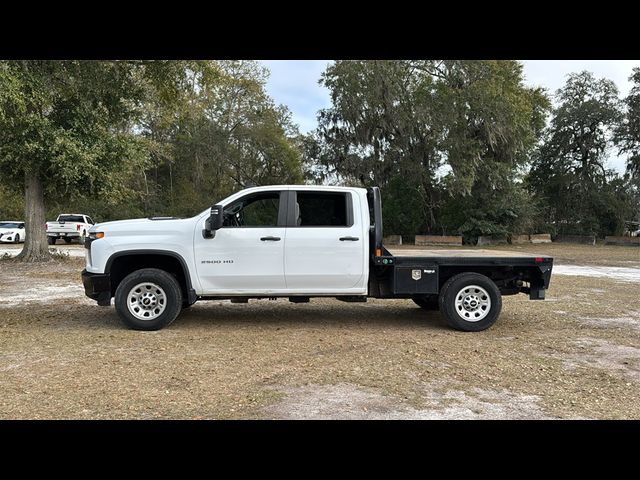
[16,172,51,262]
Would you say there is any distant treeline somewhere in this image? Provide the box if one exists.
[1,60,638,243]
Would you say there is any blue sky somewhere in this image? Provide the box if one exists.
[261,60,332,133]
[260,60,640,173]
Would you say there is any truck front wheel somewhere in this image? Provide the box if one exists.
[439,273,502,332]
[114,268,183,331]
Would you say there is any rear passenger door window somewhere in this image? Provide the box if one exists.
[293,192,350,227]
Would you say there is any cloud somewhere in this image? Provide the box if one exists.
[522,60,640,97]
[261,60,332,134]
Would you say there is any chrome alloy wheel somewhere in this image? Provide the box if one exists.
[454,285,491,322]
[127,282,167,320]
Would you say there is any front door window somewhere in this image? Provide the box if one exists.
[223,192,280,227]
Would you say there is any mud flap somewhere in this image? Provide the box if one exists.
[529,288,546,300]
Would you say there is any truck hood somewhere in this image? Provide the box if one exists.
[91,217,199,236]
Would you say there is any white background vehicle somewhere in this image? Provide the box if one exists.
[82,185,553,332]
[0,221,26,243]
[46,214,95,245]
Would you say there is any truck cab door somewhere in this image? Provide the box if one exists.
[283,190,367,293]
[194,190,288,294]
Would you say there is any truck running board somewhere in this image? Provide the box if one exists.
[289,297,310,303]
[336,296,367,303]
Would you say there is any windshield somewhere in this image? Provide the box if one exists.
[58,215,85,223]
[0,222,23,229]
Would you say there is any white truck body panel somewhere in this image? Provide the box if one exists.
[282,188,368,292]
[87,185,370,296]
[194,225,287,292]
[87,217,204,292]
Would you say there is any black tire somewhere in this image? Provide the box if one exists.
[47,237,56,245]
[14,234,20,244]
[412,295,439,310]
[114,268,183,331]
[439,272,502,332]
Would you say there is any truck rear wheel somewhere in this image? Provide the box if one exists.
[439,272,502,332]
[413,296,439,310]
[47,237,55,245]
[114,268,183,331]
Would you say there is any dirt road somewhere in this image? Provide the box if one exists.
[0,243,638,419]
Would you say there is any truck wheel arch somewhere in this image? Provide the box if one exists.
[105,250,197,305]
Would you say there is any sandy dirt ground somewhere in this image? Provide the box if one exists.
[0,245,84,258]
[0,243,638,419]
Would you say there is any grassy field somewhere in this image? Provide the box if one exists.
[0,243,638,419]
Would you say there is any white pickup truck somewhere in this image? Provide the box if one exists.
[46,214,95,245]
[82,185,553,331]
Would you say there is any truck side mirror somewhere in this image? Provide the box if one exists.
[203,204,224,239]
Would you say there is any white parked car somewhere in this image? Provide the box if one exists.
[0,221,26,243]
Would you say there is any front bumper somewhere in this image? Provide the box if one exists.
[81,269,111,306]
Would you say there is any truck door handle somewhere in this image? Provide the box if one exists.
[339,236,359,241]
[260,236,281,241]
